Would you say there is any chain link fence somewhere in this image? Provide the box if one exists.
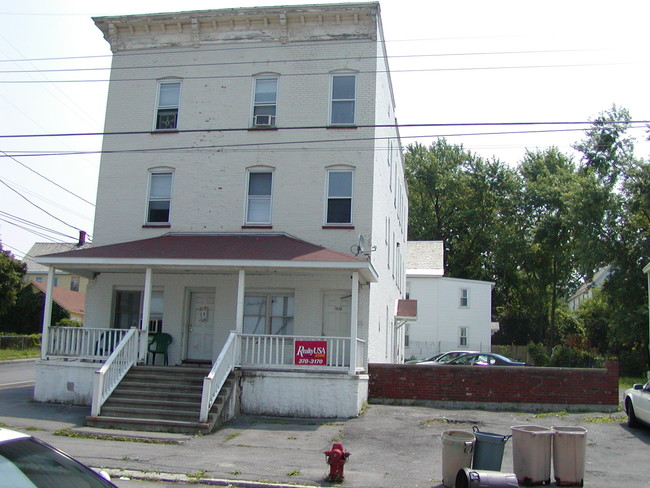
[0,335,41,350]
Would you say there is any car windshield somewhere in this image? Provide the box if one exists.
[0,438,114,488]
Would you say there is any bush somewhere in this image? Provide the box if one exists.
[0,333,41,349]
[54,319,83,328]
[548,344,604,368]
[526,342,549,366]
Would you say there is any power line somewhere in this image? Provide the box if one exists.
[1,121,647,141]
[2,60,643,84]
[1,151,95,206]
[0,48,607,74]
[0,178,85,232]
[0,210,78,240]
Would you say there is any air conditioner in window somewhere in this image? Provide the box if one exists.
[254,114,275,127]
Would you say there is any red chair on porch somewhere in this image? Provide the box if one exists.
[148,333,172,365]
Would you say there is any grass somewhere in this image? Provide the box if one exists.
[619,376,647,389]
[0,348,40,361]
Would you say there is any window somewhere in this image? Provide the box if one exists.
[252,77,278,126]
[459,327,468,346]
[155,81,181,130]
[243,294,294,335]
[330,73,356,125]
[114,290,163,331]
[147,171,173,224]
[325,169,353,225]
[460,288,469,308]
[70,276,80,292]
[246,171,273,225]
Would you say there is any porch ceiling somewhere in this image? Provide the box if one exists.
[35,233,378,283]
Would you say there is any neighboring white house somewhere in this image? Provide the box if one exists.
[35,3,408,420]
[404,241,495,360]
[568,266,611,310]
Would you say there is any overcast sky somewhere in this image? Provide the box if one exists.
[1,0,648,260]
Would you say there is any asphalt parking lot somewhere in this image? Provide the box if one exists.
[1,382,649,488]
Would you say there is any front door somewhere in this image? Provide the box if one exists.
[186,291,215,362]
[323,293,351,366]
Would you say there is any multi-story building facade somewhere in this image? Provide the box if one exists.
[36,2,408,421]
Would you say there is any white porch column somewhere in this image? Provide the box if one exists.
[40,267,56,360]
[235,269,245,364]
[349,271,359,376]
[139,267,153,363]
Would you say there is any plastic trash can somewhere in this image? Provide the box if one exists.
[456,468,519,488]
[552,426,587,486]
[511,425,554,485]
[472,426,512,471]
[441,430,475,488]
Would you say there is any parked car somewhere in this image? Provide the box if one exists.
[416,350,478,365]
[445,352,527,366]
[0,428,118,487]
[624,381,650,428]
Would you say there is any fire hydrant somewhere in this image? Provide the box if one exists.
[324,442,350,482]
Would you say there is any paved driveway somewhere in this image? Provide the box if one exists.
[0,383,648,487]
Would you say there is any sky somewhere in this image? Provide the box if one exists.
[1,0,649,261]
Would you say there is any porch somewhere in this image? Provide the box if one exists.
[34,234,378,430]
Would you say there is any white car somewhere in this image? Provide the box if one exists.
[0,428,117,487]
[624,381,650,428]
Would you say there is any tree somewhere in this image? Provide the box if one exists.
[0,244,25,317]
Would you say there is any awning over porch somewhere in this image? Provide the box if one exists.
[34,232,378,282]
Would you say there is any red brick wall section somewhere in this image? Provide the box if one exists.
[368,360,619,407]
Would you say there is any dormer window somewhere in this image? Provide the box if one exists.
[155,81,181,130]
[252,77,278,127]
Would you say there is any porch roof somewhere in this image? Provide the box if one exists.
[35,233,378,282]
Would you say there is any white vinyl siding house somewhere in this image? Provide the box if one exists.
[404,241,495,360]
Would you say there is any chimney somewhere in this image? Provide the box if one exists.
[77,230,86,247]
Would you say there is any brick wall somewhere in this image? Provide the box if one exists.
[368,360,619,410]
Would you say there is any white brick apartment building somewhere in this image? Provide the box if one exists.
[35,2,409,425]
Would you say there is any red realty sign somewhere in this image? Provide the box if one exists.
[294,340,327,366]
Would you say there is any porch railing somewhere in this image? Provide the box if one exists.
[355,337,367,372]
[45,327,130,360]
[199,331,238,423]
[91,328,141,417]
[240,334,356,371]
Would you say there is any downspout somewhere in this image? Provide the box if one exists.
[140,267,153,363]
[40,267,55,360]
[349,272,359,376]
[235,269,245,364]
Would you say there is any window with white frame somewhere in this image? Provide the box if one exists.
[243,294,294,335]
[459,327,468,346]
[246,171,273,225]
[252,76,278,127]
[147,171,173,224]
[325,169,353,225]
[155,81,181,130]
[330,73,356,125]
[460,288,469,308]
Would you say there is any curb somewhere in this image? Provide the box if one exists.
[101,468,320,488]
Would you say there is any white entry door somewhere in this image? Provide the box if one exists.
[322,293,352,337]
[186,291,215,362]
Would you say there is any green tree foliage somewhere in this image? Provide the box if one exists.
[405,106,648,374]
[0,244,26,317]
[0,286,69,334]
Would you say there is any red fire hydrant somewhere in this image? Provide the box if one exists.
[324,442,350,482]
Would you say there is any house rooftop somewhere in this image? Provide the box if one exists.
[30,281,85,316]
[23,242,92,274]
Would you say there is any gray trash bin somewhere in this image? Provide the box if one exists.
[456,468,519,488]
[472,426,512,471]
[552,426,587,486]
[511,425,554,485]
